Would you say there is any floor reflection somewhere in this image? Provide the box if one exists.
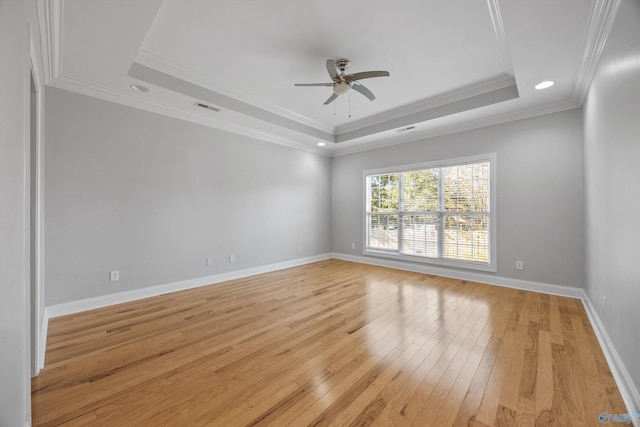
[362,272,493,392]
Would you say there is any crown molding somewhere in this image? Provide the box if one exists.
[36,0,332,150]
[333,0,515,138]
[128,61,334,143]
[486,0,514,76]
[136,49,333,134]
[38,0,63,83]
[335,74,516,136]
[335,82,519,143]
[574,0,622,105]
[330,98,580,157]
[36,0,602,158]
[48,73,330,157]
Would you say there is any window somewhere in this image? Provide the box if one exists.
[365,154,496,271]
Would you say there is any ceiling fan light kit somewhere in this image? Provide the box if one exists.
[295,58,390,106]
[333,81,351,96]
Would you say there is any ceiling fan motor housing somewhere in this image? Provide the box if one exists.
[335,59,351,73]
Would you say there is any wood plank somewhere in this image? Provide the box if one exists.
[548,296,564,345]
[535,330,553,425]
[518,322,539,402]
[450,336,501,426]
[551,342,576,427]
[31,259,628,426]
[494,404,516,427]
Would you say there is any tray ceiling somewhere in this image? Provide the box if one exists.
[40,0,618,154]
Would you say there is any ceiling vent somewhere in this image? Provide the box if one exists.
[194,101,220,112]
[396,125,416,133]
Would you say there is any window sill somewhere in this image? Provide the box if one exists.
[364,249,497,273]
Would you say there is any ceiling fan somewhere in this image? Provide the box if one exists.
[295,59,390,105]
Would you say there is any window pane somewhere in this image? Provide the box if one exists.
[472,162,489,212]
[472,180,489,212]
[401,214,439,257]
[444,214,489,262]
[369,173,399,212]
[444,165,466,212]
[367,214,398,250]
[365,157,492,269]
[402,169,439,211]
[443,162,489,213]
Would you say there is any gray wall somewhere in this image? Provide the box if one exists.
[1,0,31,424]
[584,0,640,399]
[332,109,585,288]
[45,88,331,305]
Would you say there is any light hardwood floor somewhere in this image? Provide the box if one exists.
[32,259,627,426]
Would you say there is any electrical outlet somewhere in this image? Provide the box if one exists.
[351,243,356,250]
[297,244,302,253]
[206,258,213,266]
[109,270,119,282]
[229,254,236,263]
[515,260,524,270]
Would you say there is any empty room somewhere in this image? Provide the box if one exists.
[2,0,640,426]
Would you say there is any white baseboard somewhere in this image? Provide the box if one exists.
[45,254,332,319]
[581,295,640,425]
[37,312,48,372]
[332,252,639,424]
[330,252,585,298]
[41,252,639,424]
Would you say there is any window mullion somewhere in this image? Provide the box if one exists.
[437,168,444,259]
[398,172,404,255]
[365,176,371,249]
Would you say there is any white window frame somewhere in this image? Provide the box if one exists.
[363,153,497,272]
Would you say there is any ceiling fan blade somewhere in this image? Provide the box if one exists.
[326,59,338,79]
[323,93,338,105]
[345,71,390,82]
[352,82,376,101]
[294,83,333,87]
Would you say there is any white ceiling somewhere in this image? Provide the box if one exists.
[40,0,618,155]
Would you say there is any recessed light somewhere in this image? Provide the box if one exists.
[535,80,555,90]
[317,142,326,147]
[129,84,149,93]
